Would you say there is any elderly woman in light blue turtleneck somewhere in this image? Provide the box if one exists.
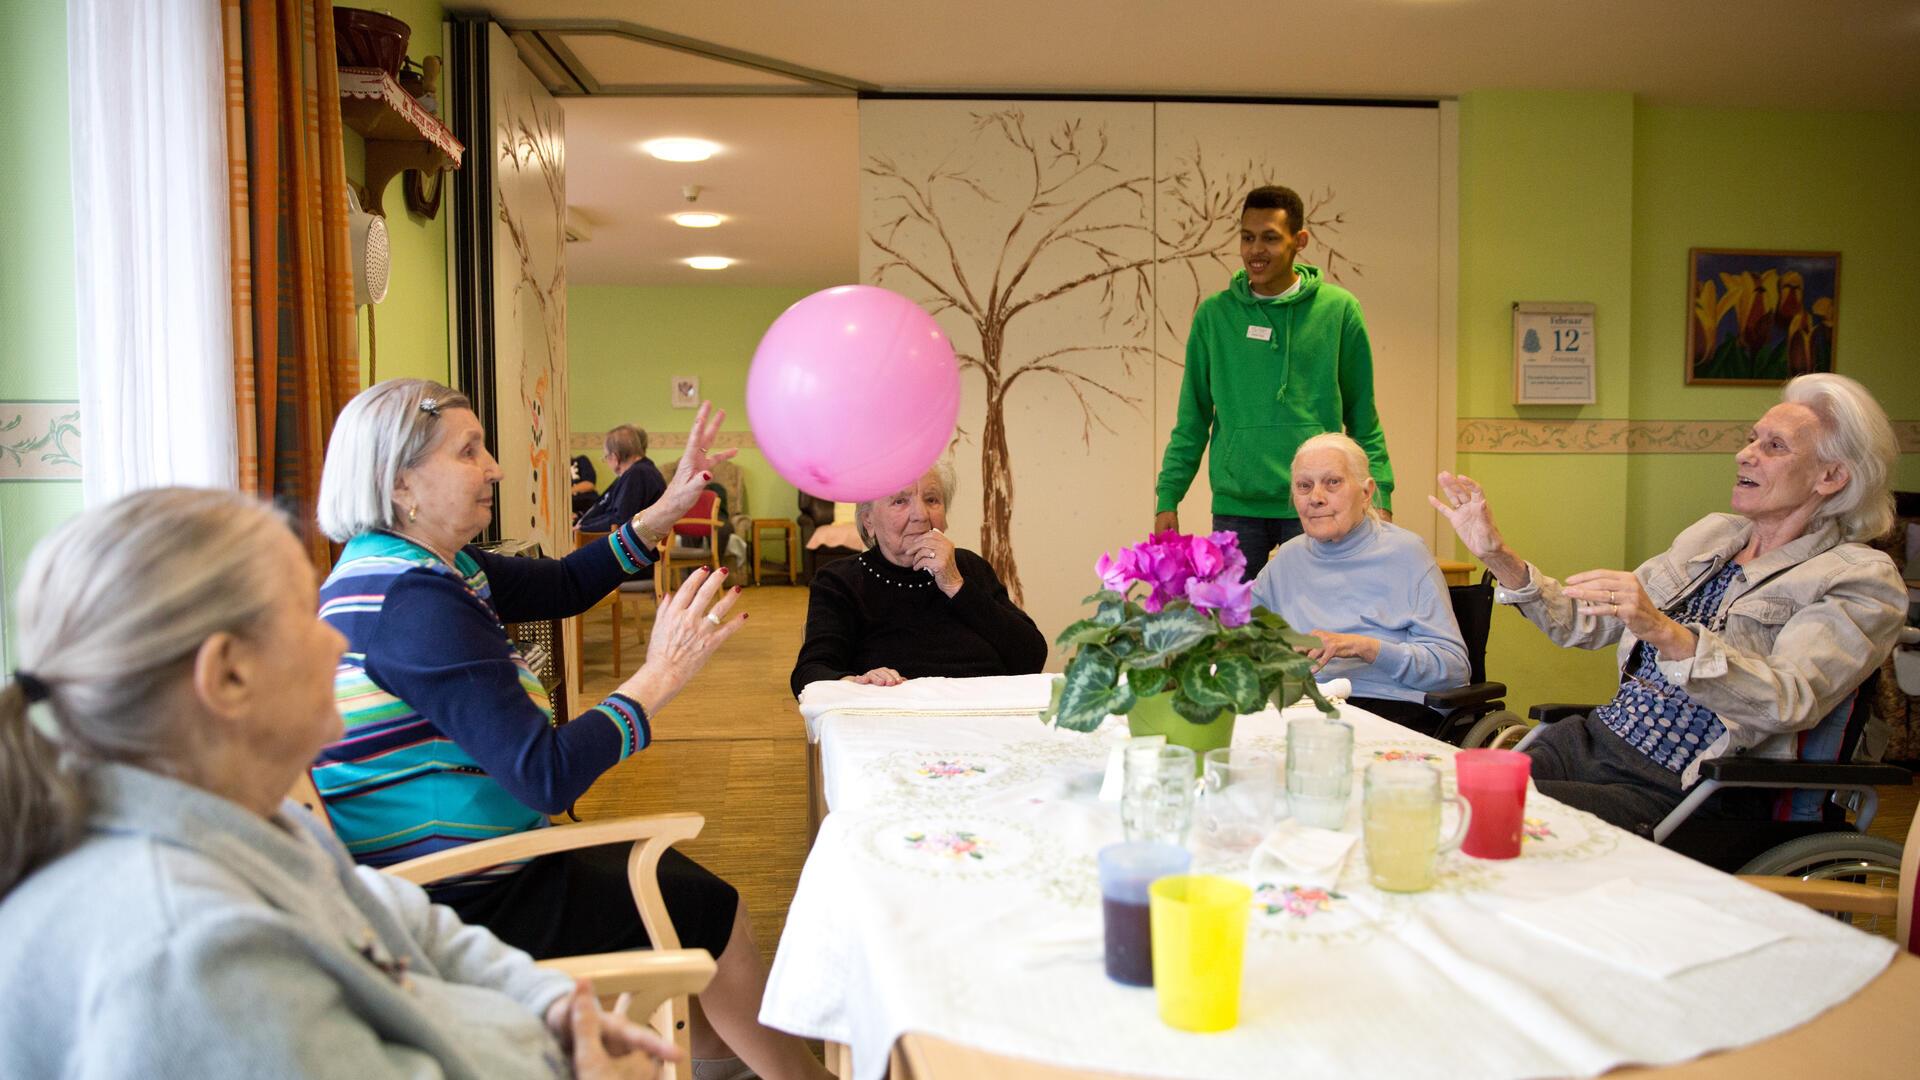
[1251,433,1469,729]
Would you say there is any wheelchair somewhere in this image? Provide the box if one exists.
[1414,570,1528,748]
[1499,670,1912,915]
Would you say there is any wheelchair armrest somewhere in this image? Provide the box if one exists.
[1696,759,1913,787]
[1527,703,1596,724]
[1423,681,1506,711]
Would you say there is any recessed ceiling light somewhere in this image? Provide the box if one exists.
[672,211,726,229]
[641,137,720,162]
[685,256,733,270]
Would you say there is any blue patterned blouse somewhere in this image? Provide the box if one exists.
[1593,562,1744,773]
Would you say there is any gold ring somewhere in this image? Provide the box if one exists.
[1608,590,1616,604]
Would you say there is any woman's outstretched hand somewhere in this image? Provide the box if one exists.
[1428,472,1530,590]
[634,401,739,546]
[620,566,746,717]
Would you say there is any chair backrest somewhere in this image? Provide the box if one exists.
[1446,570,1495,686]
[672,489,722,540]
[288,769,336,837]
[1775,669,1879,822]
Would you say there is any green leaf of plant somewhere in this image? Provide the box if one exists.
[1126,665,1171,697]
[1175,652,1231,709]
[1082,588,1127,606]
[1139,607,1213,663]
[1054,618,1116,648]
[1050,646,1120,731]
[1172,692,1226,725]
[1214,654,1263,713]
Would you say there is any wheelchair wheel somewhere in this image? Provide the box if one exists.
[1737,833,1903,939]
[1460,710,1530,750]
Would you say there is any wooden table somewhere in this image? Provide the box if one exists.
[752,517,802,585]
[891,951,1920,1078]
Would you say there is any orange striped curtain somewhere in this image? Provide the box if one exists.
[222,0,360,571]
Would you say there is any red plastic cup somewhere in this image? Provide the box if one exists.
[1455,749,1530,859]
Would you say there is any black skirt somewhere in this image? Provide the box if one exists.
[448,842,740,961]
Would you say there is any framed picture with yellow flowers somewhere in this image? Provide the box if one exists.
[1686,248,1839,385]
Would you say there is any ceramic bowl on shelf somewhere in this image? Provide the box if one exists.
[333,7,410,76]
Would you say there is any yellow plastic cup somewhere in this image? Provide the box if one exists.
[1148,874,1252,1032]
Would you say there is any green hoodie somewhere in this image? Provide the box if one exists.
[1154,264,1393,519]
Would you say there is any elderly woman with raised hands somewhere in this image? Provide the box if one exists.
[314,379,831,1080]
[1431,373,1907,834]
[0,488,674,1079]
[577,424,667,533]
[790,462,1048,695]
[1251,432,1470,728]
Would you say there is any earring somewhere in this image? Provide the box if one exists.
[407,505,418,522]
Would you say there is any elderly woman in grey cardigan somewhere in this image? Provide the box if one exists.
[1432,373,1906,834]
[0,488,671,1079]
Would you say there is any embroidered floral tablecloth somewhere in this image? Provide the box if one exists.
[763,688,1894,1080]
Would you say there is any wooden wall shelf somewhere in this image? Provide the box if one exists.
[339,66,464,216]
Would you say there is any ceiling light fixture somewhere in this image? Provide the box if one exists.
[641,137,720,162]
[685,256,733,270]
[672,211,726,229]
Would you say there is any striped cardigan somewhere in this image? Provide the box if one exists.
[314,526,654,896]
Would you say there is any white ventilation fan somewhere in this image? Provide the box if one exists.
[347,186,390,306]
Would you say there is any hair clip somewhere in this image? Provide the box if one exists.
[418,397,442,416]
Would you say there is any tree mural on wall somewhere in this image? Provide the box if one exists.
[497,90,567,547]
[865,107,1358,603]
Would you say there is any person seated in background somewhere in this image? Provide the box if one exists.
[313,380,831,1080]
[1251,433,1469,728]
[571,452,601,521]
[790,461,1048,695]
[0,488,674,1079]
[1431,372,1906,835]
[578,424,667,534]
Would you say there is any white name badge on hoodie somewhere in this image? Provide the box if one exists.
[1246,324,1273,342]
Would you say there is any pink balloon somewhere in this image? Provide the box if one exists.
[747,285,960,503]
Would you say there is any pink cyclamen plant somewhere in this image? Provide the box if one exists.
[1096,530,1253,626]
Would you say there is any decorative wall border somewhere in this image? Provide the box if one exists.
[1458,418,1920,454]
[0,402,82,479]
[569,430,759,453]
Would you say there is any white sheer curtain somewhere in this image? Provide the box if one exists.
[68,0,236,503]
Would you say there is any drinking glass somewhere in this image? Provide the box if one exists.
[1285,716,1354,829]
[1455,748,1531,859]
[1197,747,1279,854]
[1097,842,1192,986]
[1362,760,1470,892]
[1121,743,1196,845]
[1149,874,1252,1032]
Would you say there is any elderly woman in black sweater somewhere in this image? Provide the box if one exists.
[790,462,1048,695]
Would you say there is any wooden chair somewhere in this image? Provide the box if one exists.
[571,529,635,690]
[1740,801,1919,955]
[654,489,724,594]
[289,772,715,1076]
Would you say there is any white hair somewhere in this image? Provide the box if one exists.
[1781,373,1897,543]
[316,378,471,542]
[855,458,960,548]
[2,488,290,895]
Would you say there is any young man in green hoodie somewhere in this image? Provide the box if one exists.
[1153,184,1394,579]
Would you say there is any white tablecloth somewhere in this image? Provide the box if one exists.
[764,684,1895,1080]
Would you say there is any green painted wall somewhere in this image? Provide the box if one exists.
[568,285,809,525]
[1456,91,1639,708]
[0,0,82,664]
[1624,105,1920,560]
[342,0,451,387]
[1458,92,1920,713]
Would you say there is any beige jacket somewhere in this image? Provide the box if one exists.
[1497,513,1906,787]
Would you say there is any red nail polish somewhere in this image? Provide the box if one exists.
[703,472,712,481]
[742,613,749,620]
[720,566,729,576]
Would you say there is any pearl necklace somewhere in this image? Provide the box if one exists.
[858,550,933,589]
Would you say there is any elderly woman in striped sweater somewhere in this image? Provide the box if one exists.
[312,378,831,1080]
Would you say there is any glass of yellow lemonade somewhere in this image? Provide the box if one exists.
[1362,760,1470,893]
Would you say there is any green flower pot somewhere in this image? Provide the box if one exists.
[1126,690,1235,766]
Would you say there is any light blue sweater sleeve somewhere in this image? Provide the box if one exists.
[1250,518,1469,702]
